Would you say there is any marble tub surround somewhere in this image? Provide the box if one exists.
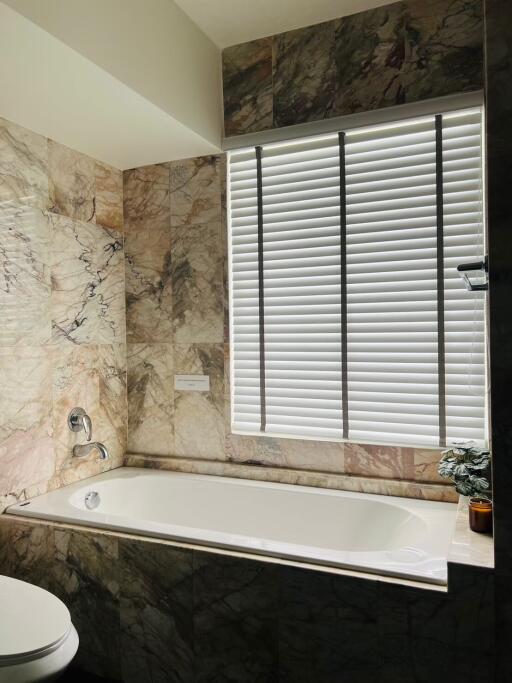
[222,0,483,136]
[125,453,458,504]
[448,497,494,570]
[125,152,453,501]
[0,114,126,512]
[0,515,494,682]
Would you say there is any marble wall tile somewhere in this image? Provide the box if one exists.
[0,117,48,207]
[344,442,415,480]
[0,203,51,346]
[171,222,224,344]
[123,164,170,232]
[48,140,96,223]
[125,453,457,502]
[174,344,225,460]
[222,0,483,134]
[0,347,53,509]
[400,0,483,103]
[127,343,173,456]
[334,0,483,116]
[169,155,222,228]
[124,164,172,343]
[336,0,483,116]
[95,161,123,232]
[334,2,407,115]
[193,551,279,682]
[412,447,444,483]
[120,539,194,683]
[50,213,125,345]
[273,21,337,128]
[52,343,126,475]
[222,38,273,137]
[0,115,126,517]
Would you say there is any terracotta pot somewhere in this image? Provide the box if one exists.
[468,497,493,534]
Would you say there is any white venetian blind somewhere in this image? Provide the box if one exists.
[229,107,486,447]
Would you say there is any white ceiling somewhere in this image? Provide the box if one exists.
[175,0,393,48]
[0,0,222,169]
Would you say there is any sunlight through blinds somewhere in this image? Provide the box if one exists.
[229,107,486,447]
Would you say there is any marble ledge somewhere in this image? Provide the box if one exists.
[124,453,457,503]
[448,496,494,570]
[0,510,445,594]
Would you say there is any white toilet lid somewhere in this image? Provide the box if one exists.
[0,576,72,660]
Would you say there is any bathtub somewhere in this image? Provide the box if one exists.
[6,468,457,585]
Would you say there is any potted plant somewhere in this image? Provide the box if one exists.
[437,441,492,534]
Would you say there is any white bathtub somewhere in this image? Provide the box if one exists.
[6,468,457,584]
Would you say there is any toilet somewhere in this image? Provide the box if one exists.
[0,576,78,682]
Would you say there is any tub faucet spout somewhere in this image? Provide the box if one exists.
[73,442,110,461]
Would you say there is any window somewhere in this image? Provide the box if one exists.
[228,107,486,448]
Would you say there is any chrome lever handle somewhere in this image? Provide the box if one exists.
[82,414,92,441]
[68,407,93,442]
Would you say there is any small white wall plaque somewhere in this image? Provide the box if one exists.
[174,374,210,391]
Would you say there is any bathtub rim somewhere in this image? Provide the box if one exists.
[0,512,448,593]
[4,467,458,587]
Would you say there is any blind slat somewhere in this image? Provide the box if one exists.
[229,107,486,448]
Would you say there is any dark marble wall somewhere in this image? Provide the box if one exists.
[222,0,483,136]
[0,517,494,683]
[484,0,512,681]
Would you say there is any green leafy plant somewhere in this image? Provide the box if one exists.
[437,441,491,499]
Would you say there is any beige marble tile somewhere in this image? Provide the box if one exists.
[95,161,123,232]
[124,165,172,343]
[123,164,170,232]
[170,156,222,228]
[0,117,48,207]
[344,442,415,480]
[48,140,96,222]
[50,213,126,345]
[0,203,51,346]
[127,343,173,456]
[174,344,225,460]
[412,447,445,483]
[0,346,53,507]
[171,222,224,344]
[448,496,494,569]
[52,343,127,475]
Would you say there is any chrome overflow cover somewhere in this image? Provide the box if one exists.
[84,491,100,510]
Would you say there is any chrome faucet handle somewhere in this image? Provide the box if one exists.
[68,407,93,442]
